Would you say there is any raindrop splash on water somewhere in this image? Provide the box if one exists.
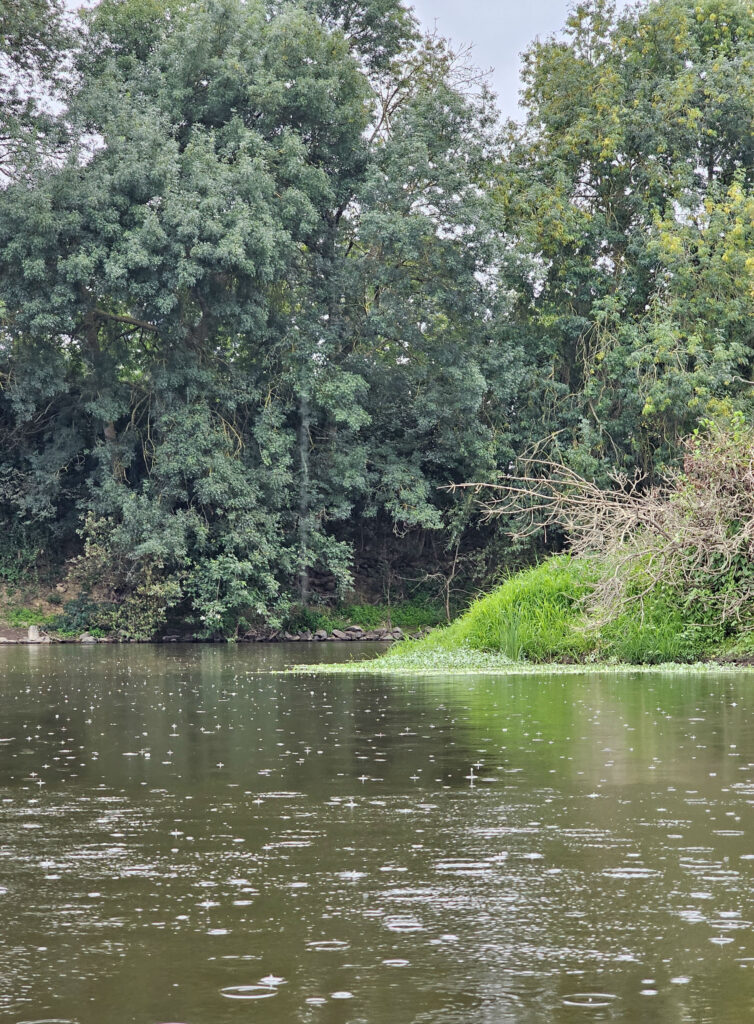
[220,985,278,1000]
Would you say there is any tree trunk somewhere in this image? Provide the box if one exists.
[298,390,311,606]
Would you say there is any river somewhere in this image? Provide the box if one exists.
[1,644,754,1022]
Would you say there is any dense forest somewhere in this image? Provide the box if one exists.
[1,0,754,639]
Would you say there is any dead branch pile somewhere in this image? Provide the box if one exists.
[453,423,754,624]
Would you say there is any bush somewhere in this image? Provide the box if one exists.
[50,595,113,637]
[328,420,754,665]
[441,416,754,664]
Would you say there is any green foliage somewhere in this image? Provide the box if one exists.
[49,594,112,637]
[455,560,597,661]
[0,522,44,584]
[0,0,510,632]
[385,557,598,663]
[598,417,754,652]
[504,0,754,478]
[0,0,70,179]
[3,605,55,628]
[49,580,179,641]
[366,558,731,669]
[598,595,703,665]
[4,0,754,633]
[373,418,754,668]
[386,599,447,631]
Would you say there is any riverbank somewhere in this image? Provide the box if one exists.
[0,624,408,645]
[293,553,754,675]
[0,586,444,644]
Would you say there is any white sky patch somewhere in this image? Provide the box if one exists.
[410,0,633,120]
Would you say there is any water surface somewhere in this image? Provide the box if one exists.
[2,645,754,1022]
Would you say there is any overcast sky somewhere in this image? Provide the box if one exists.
[410,0,631,119]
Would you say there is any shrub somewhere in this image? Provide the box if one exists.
[0,522,46,584]
[50,595,113,637]
[470,416,754,660]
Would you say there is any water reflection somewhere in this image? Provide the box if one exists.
[1,645,754,1021]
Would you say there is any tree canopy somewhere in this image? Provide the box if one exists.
[504,0,754,477]
[1,0,753,637]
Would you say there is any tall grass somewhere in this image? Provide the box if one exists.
[381,556,599,665]
[373,554,742,668]
[600,599,694,664]
[597,586,732,664]
[295,549,754,672]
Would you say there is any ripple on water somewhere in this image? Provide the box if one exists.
[307,940,350,952]
[220,985,277,1000]
[434,859,492,875]
[602,867,659,880]
[562,993,618,1009]
[383,915,425,932]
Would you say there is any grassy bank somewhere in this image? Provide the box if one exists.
[294,554,754,675]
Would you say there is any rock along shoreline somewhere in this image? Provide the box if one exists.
[0,624,432,645]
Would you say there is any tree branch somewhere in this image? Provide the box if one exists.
[92,309,158,332]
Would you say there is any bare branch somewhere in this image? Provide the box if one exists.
[452,425,754,626]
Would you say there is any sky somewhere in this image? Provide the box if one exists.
[410,0,631,119]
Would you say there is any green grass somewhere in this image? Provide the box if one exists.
[381,557,598,663]
[717,629,754,658]
[598,598,703,665]
[292,553,754,675]
[3,606,57,628]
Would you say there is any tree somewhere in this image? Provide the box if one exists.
[0,0,70,181]
[500,0,754,479]
[0,0,510,634]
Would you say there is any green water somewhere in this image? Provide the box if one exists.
[1,645,754,1022]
